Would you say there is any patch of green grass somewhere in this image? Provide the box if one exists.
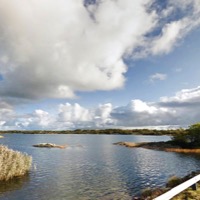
[0,145,32,181]
[172,184,200,200]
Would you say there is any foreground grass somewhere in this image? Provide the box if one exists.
[136,172,200,200]
[172,183,200,200]
[139,186,200,200]
[0,145,32,181]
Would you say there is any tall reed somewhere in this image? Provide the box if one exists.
[0,145,32,181]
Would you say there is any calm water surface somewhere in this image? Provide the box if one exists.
[1,134,200,200]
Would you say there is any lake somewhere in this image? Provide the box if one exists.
[1,134,200,200]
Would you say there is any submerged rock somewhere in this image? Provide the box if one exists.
[33,143,67,149]
[0,135,4,138]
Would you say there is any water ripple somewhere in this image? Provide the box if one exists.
[1,134,200,200]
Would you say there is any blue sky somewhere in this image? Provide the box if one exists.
[0,0,200,130]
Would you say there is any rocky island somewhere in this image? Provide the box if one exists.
[33,143,67,149]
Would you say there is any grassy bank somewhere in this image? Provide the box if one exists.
[134,171,200,199]
[0,145,32,181]
[172,184,200,200]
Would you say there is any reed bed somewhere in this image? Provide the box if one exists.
[0,145,32,181]
[165,148,200,153]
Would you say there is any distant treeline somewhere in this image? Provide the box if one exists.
[0,128,186,135]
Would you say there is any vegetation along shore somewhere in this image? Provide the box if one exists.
[133,171,200,199]
[0,128,185,135]
[114,123,200,153]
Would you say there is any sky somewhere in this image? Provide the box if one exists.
[0,0,200,130]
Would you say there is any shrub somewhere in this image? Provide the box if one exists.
[171,132,189,147]
[140,187,167,199]
[0,145,32,181]
[166,176,182,188]
[141,188,152,197]
[186,123,200,147]
[171,123,200,148]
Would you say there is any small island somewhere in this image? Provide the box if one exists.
[33,143,67,149]
[114,123,200,154]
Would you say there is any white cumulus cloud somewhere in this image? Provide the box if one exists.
[160,86,200,104]
[58,103,92,122]
[0,0,155,99]
[1,86,200,130]
[0,0,199,100]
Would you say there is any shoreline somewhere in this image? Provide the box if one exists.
[0,129,180,136]
[133,170,200,199]
[114,141,200,153]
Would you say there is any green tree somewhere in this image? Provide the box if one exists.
[186,123,200,147]
[171,128,188,147]
[171,123,200,148]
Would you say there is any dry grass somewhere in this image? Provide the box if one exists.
[114,141,200,154]
[0,145,32,181]
[165,148,200,153]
